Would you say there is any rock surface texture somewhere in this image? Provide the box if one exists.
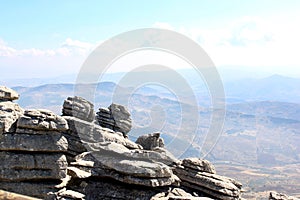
[96,103,132,136]
[136,132,165,150]
[1,86,294,200]
[0,86,19,101]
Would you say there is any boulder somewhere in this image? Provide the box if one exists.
[269,191,299,200]
[16,109,68,132]
[0,86,19,101]
[174,166,242,200]
[96,103,132,135]
[136,132,165,150]
[0,101,23,133]
[62,96,95,122]
[181,158,216,174]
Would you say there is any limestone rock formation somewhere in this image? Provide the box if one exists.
[0,101,23,133]
[0,86,19,101]
[62,115,141,161]
[0,93,69,198]
[0,87,250,200]
[70,148,179,187]
[174,161,242,200]
[180,158,216,174]
[62,96,95,122]
[17,109,69,133]
[96,103,132,136]
[0,87,23,133]
[269,191,299,200]
[136,132,165,150]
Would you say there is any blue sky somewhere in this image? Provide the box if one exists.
[1,0,300,79]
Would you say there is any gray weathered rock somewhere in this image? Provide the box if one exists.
[151,188,214,200]
[96,103,132,135]
[0,152,67,170]
[0,181,61,199]
[0,153,68,181]
[87,141,178,166]
[269,191,299,200]
[0,167,67,181]
[62,96,95,122]
[181,158,216,174]
[17,109,68,132]
[70,144,179,187]
[0,86,19,101]
[136,132,165,150]
[174,166,242,200]
[63,116,141,158]
[0,133,68,152]
[0,101,23,133]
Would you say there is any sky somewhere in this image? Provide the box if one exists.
[1,0,300,80]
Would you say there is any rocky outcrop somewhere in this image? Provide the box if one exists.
[96,103,132,136]
[0,86,19,101]
[136,132,165,150]
[70,149,179,187]
[269,191,299,200]
[174,158,242,200]
[17,109,68,133]
[0,86,248,200]
[62,96,95,122]
[0,87,23,134]
[0,91,69,198]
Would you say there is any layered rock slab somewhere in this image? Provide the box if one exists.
[62,96,95,122]
[0,86,19,101]
[0,101,23,134]
[96,103,132,135]
[70,142,179,187]
[174,158,242,200]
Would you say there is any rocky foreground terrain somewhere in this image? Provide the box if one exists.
[0,86,298,200]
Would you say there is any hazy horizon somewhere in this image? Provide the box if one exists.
[1,0,300,81]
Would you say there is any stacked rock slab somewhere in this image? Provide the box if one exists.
[69,142,179,187]
[174,158,242,200]
[96,103,132,136]
[0,108,69,199]
[62,96,95,122]
[61,97,140,162]
[0,86,23,134]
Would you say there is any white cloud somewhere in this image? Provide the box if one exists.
[0,38,95,57]
[0,39,17,56]
[152,17,300,76]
